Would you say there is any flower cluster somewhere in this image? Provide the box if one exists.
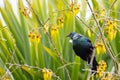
[69,2,80,15]
[95,8,106,23]
[104,19,118,41]
[2,76,11,80]
[95,40,106,54]
[42,68,53,80]
[100,9,106,17]
[95,8,117,41]
[28,24,41,44]
[96,60,107,77]
[57,14,64,28]
[19,7,30,17]
[58,14,64,24]
[50,25,59,38]
[43,14,64,35]
[101,72,113,80]
[28,31,41,44]
[50,14,64,38]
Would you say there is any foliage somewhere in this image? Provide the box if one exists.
[0,0,120,80]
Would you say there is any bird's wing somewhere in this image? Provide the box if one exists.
[81,37,94,51]
[73,37,94,61]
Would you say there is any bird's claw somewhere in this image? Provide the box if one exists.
[87,64,92,68]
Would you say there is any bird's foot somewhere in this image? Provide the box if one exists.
[87,64,92,68]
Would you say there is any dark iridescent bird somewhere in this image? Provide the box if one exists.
[67,32,98,72]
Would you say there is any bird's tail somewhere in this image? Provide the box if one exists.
[92,57,98,72]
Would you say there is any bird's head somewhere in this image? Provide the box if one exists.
[67,32,82,40]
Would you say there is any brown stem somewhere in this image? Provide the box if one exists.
[110,0,117,10]
[26,0,44,26]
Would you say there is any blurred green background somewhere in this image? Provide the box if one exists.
[0,0,120,80]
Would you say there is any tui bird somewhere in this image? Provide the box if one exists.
[67,32,98,72]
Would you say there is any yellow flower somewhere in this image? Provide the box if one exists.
[95,13,100,18]
[3,77,11,80]
[96,60,107,78]
[95,8,106,23]
[87,28,91,37]
[35,34,41,43]
[86,28,94,38]
[42,68,53,80]
[96,46,100,54]
[101,77,107,80]
[101,44,106,54]
[57,15,64,28]
[58,15,64,24]
[106,72,113,80]
[28,32,35,42]
[96,66,104,77]
[19,7,30,17]
[100,9,106,17]
[70,2,74,11]
[70,2,80,15]
[105,19,117,41]
[95,41,106,54]
[73,5,80,15]
[50,26,59,38]
[100,72,113,80]
[28,23,41,44]
[28,30,41,44]
[96,61,114,79]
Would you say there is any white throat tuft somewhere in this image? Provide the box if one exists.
[69,39,73,43]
